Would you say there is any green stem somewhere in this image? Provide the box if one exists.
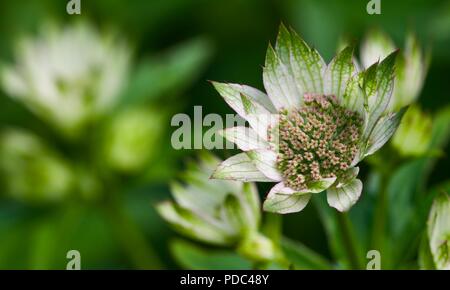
[262,213,282,246]
[336,212,362,269]
[105,190,164,269]
[370,171,389,263]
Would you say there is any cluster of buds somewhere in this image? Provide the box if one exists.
[274,95,363,191]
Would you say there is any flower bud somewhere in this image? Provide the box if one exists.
[102,107,166,173]
[0,129,73,202]
[427,193,450,270]
[391,105,432,156]
[237,232,277,263]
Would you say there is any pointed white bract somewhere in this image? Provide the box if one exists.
[212,25,406,214]
[326,178,363,212]
[211,153,275,182]
[263,182,312,214]
[219,126,269,151]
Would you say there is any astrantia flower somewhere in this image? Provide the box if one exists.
[211,25,406,213]
[157,153,276,262]
[1,22,130,137]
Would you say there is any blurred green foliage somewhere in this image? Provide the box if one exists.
[0,0,448,269]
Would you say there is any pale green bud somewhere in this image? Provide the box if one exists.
[0,129,73,202]
[427,193,450,270]
[103,107,166,173]
[391,105,432,156]
[237,232,277,263]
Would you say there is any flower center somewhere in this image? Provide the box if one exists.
[272,94,363,191]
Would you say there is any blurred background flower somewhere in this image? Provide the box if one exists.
[360,30,430,111]
[359,29,433,157]
[1,22,131,138]
[157,153,279,264]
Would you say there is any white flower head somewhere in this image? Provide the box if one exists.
[211,25,406,213]
[1,22,131,137]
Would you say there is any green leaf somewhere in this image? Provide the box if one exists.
[313,195,365,269]
[387,107,450,267]
[118,37,212,107]
[418,233,435,270]
[281,237,332,269]
[170,239,252,270]
[388,171,447,268]
[428,106,450,150]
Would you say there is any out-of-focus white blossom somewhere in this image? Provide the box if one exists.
[1,22,131,137]
[361,30,429,111]
[157,153,277,262]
